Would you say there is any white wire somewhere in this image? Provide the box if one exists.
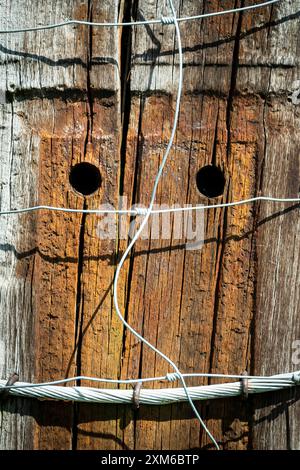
[151,196,300,213]
[111,0,220,450]
[0,370,299,405]
[1,370,299,390]
[0,196,299,216]
[0,205,136,216]
[0,1,281,34]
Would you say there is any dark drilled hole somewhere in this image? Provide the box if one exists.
[196,165,225,198]
[69,162,101,196]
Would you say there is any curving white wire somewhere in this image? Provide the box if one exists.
[0,1,281,34]
[111,0,220,450]
[0,196,299,217]
[1,370,299,405]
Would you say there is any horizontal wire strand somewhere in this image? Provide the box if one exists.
[0,196,299,216]
[0,1,281,34]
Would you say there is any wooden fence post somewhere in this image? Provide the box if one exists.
[0,0,299,450]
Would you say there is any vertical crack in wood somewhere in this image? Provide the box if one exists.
[118,0,135,368]
[8,101,14,210]
[177,127,194,342]
[71,0,94,450]
[118,0,134,223]
[211,109,219,167]
[84,0,94,150]
[258,2,273,197]
[208,2,244,372]
[244,151,262,448]
[248,6,272,443]
[225,1,244,165]
[117,0,137,448]
[248,109,269,451]
[128,0,164,408]
[71,205,87,450]
[117,0,148,448]
[126,96,149,449]
[119,1,141,368]
[205,1,245,448]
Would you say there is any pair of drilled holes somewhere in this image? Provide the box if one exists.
[69,162,225,198]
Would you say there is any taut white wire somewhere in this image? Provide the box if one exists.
[0,196,299,216]
[112,0,219,450]
[0,1,281,34]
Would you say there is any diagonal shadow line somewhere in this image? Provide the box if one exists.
[76,428,130,450]
[64,278,114,378]
[0,41,119,68]
[132,10,300,62]
[1,203,298,263]
[1,11,298,73]
[252,396,298,426]
[0,243,114,263]
[205,202,300,245]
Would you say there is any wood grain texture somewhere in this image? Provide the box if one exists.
[0,0,299,450]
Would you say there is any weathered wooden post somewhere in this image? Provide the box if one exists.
[0,0,299,450]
